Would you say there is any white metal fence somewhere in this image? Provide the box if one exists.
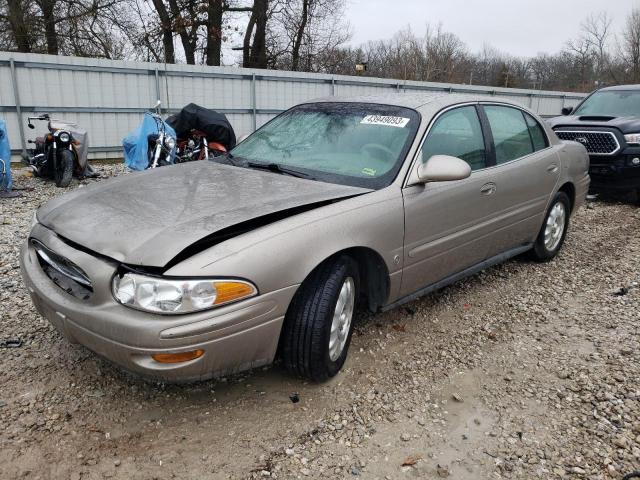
[0,52,587,162]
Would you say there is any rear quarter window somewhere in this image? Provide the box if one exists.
[524,113,549,151]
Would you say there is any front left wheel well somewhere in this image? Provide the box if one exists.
[290,247,390,315]
[342,247,390,312]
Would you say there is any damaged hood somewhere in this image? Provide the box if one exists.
[37,162,371,267]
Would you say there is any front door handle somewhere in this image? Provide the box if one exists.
[480,182,496,195]
[546,164,559,173]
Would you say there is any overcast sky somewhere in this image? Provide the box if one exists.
[345,0,639,57]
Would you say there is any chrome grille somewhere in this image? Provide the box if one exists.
[31,239,93,300]
[554,130,620,155]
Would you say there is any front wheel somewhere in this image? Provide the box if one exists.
[281,256,359,382]
[530,191,570,262]
[55,149,74,187]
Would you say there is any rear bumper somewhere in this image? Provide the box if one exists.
[20,225,298,383]
[573,172,590,211]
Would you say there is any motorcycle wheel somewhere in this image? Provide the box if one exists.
[55,149,74,187]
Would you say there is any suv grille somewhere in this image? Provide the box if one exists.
[554,130,620,155]
[31,239,93,300]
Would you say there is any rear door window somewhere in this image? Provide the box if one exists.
[421,106,486,171]
[484,105,534,164]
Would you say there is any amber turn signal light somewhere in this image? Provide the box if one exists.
[214,282,256,305]
[152,349,204,364]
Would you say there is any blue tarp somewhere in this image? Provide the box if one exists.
[0,119,12,191]
[122,113,176,171]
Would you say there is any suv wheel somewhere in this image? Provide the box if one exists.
[281,256,359,382]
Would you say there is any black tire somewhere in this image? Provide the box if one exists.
[530,191,571,262]
[281,256,360,382]
[55,149,74,187]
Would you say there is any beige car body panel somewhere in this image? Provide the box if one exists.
[20,93,590,382]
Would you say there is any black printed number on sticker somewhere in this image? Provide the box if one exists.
[360,115,410,128]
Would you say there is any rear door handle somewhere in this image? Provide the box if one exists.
[546,164,559,173]
[480,182,496,195]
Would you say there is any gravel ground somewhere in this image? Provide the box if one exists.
[1,165,639,480]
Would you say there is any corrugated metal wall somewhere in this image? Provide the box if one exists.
[0,52,587,162]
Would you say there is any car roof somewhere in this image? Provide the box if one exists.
[304,93,527,115]
[598,84,640,91]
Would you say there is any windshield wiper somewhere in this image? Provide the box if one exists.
[211,151,238,166]
[246,161,313,179]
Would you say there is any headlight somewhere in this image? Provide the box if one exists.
[58,132,70,143]
[624,133,640,145]
[112,272,257,314]
[164,136,176,150]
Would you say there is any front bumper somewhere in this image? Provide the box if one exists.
[20,224,298,383]
[589,153,640,192]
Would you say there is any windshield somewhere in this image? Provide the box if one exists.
[229,102,420,189]
[573,90,640,117]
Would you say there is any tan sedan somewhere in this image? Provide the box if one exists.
[20,94,590,382]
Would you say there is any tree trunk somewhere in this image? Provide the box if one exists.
[6,0,33,52]
[291,0,309,71]
[167,0,196,64]
[150,0,176,63]
[248,0,268,68]
[242,9,257,67]
[37,0,59,54]
[206,0,224,66]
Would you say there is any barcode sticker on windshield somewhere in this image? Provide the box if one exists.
[360,115,410,128]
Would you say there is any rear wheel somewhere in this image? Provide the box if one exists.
[281,256,359,382]
[530,191,570,262]
[55,149,74,187]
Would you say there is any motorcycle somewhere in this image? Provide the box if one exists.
[123,101,177,171]
[166,103,236,163]
[24,113,98,187]
[174,130,227,163]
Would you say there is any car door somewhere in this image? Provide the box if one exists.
[400,105,500,297]
[478,104,561,257]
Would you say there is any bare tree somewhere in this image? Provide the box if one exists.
[266,0,350,71]
[2,0,37,52]
[582,12,612,82]
[565,36,594,90]
[621,7,640,82]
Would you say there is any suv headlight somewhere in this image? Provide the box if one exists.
[164,136,176,150]
[624,133,640,145]
[112,273,257,314]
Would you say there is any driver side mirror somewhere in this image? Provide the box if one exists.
[561,106,573,116]
[414,155,471,184]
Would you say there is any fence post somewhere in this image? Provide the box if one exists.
[331,77,336,96]
[9,58,27,158]
[251,73,257,132]
[154,68,161,108]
